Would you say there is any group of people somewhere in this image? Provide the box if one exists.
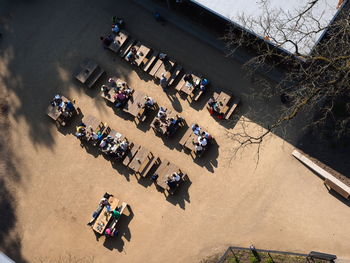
[75,123,104,143]
[165,172,182,189]
[101,78,133,108]
[191,123,212,155]
[153,107,184,137]
[87,192,123,238]
[51,94,76,125]
[99,135,129,158]
[207,97,223,117]
[184,74,209,93]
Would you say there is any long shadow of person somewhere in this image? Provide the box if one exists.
[103,205,134,252]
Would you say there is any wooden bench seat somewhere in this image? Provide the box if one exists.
[224,97,240,120]
[167,65,183,86]
[179,128,192,146]
[324,178,350,199]
[86,66,105,88]
[193,89,204,101]
[143,51,159,72]
[149,59,163,77]
[122,143,140,167]
[139,155,158,177]
[119,38,137,58]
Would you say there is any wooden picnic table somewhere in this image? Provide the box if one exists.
[46,96,70,121]
[150,109,177,135]
[75,59,105,88]
[134,44,151,67]
[108,31,129,53]
[180,124,210,153]
[101,78,126,103]
[123,90,147,118]
[128,146,154,175]
[92,196,119,234]
[176,74,201,96]
[153,59,176,79]
[83,115,102,132]
[155,160,183,192]
[214,91,232,114]
[109,129,124,141]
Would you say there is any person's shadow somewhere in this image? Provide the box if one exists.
[103,205,134,252]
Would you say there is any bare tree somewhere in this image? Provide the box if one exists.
[224,0,350,158]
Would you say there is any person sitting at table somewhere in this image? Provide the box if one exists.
[160,73,168,91]
[75,123,87,139]
[193,142,204,155]
[144,96,155,109]
[112,16,125,29]
[51,94,62,107]
[111,208,121,219]
[114,91,128,108]
[166,172,181,189]
[87,197,110,226]
[101,85,111,97]
[153,118,164,133]
[100,35,113,48]
[198,136,208,147]
[126,46,137,63]
[105,227,118,238]
[111,24,120,33]
[201,131,212,140]
[199,78,209,91]
[108,78,117,88]
[207,98,220,114]
[192,123,201,135]
[157,107,167,121]
[166,117,183,137]
[184,73,192,82]
[159,52,167,61]
[65,101,75,113]
[115,140,129,158]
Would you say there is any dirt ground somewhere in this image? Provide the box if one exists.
[1,1,350,263]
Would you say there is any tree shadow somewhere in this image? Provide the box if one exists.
[103,205,134,252]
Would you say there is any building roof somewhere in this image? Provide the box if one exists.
[189,0,344,54]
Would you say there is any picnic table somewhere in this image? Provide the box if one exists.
[75,59,105,88]
[175,74,201,96]
[134,44,151,67]
[128,146,156,177]
[179,124,211,156]
[214,91,231,114]
[92,196,119,234]
[150,109,181,136]
[209,91,240,120]
[151,59,176,80]
[101,78,126,103]
[83,115,103,132]
[154,159,186,194]
[123,90,147,119]
[108,31,129,53]
[47,96,70,121]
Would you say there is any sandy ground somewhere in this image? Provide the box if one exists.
[1,0,350,262]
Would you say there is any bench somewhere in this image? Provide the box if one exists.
[167,65,183,86]
[86,66,105,88]
[224,97,240,120]
[324,178,350,199]
[139,155,158,177]
[119,38,137,58]
[149,59,163,77]
[193,89,204,101]
[143,51,159,72]
[122,143,140,167]
[179,128,192,146]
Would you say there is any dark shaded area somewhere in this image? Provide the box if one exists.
[103,205,134,252]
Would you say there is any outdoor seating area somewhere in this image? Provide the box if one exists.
[105,29,232,109]
[87,192,129,238]
[150,107,185,137]
[74,59,105,88]
[207,91,240,120]
[46,94,80,127]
